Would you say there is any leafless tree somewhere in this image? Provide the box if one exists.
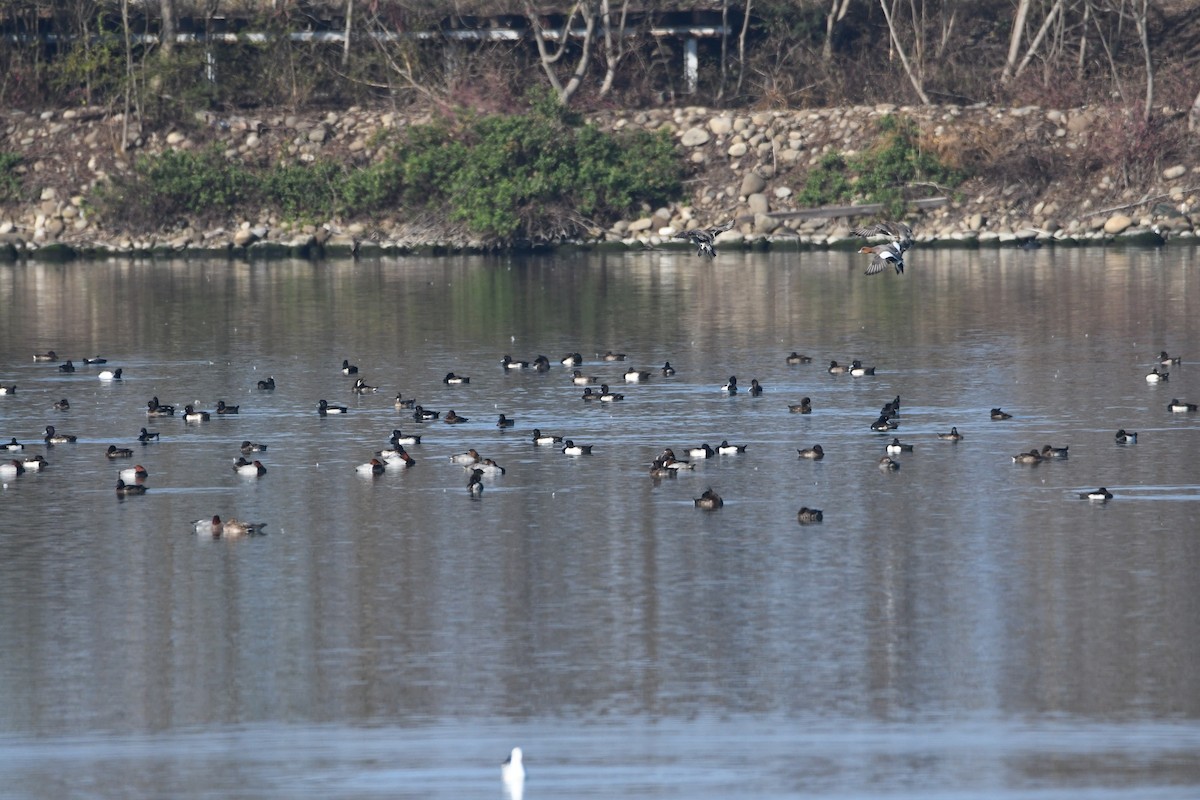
[524,1,596,104]
[823,0,854,61]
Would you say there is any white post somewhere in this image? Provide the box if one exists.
[685,37,698,94]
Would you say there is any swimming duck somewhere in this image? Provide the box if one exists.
[1167,398,1198,412]
[1012,450,1043,464]
[20,455,48,472]
[183,405,211,422]
[789,397,813,414]
[119,464,148,482]
[378,448,416,468]
[661,361,677,376]
[33,350,57,362]
[318,399,347,416]
[352,378,379,393]
[624,368,651,383]
[496,414,516,428]
[341,359,359,375]
[450,448,482,465]
[115,479,147,496]
[501,355,529,370]
[234,458,267,476]
[0,385,15,395]
[1158,351,1182,365]
[105,444,134,459]
[473,458,506,476]
[602,351,627,362]
[4,438,23,451]
[531,429,562,446]
[886,438,914,454]
[694,487,724,509]
[1114,429,1138,444]
[880,398,900,418]
[1041,444,1069,459]
[394,393,416,409]
[581,387,599,401]
[849,360,875,377]
[97,368,122,381]
[58,360,76,373]
[389,430,421,446]
[870,415,897,432]
[0,459,25,477]
[797,507,824,524]
[827,361,848,375]
[356,458,386,475]
[786,352,813,364]
[257,376,276,390]
[412,405,439,421]
[467,468,485,495]
[660,453,695,471]
[444,410,469,424]
[215,400,239,414]
[749,379,764,396]
[598,385,624,402]
[83,357,107,365]
[937,427,963,441]
[54,398,70,410]
[649,458,678,479]
[572,370,599,385]
[562,440,593,455]
[717,440,747,454]
[44,425,77,444]
[853,221,914,275]
[532,355,551,372]
[1146,368,1169,383]
[687,443,715,459]
[990,407,1013,420]
[217,517,267,537]
[443,372,470,385]
[147,397,175,416]
[673,220,734,258]
[561,353,583,367]
[239,440,266,452]
[878,456,901,471]
[797,444,825,460]
[1079,487,1113,501]
[722,376,738,394]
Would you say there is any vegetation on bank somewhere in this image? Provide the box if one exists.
[798,116,965,216]
[88,95,683,241]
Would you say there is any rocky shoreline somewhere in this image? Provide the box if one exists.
[2,102,1197,261]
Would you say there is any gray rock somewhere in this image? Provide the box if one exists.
[1103,214,1133,235]
[740,172,767,196]
[627,217,653,232]
[680,128,710,147]
[708,116,733,136]
[727,142,748,158]
[1163,165,1186,180]
[747,193,770,214]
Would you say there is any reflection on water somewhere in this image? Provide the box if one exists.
[1,247,1198,798]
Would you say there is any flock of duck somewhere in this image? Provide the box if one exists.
[4,221,1194,534]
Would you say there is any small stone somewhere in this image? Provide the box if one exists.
[1103,214,1133,235]
[740,172,767,195]
[40,187,57,201]
[166,131,186,146]
[627,217,653,232]
[708,116,733,136]
[747,193,769,214]
[727,142,748,158]
[1163,165,1186,180]
[680,127,710,147]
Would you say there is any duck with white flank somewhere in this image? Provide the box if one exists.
[352,378,379,393]
[694,487,724,509]
[673,220,733,257]
[853,221,914,275]
[318,399,348,416]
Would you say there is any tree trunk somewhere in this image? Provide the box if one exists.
[160,0,178,60]
[343,0,353,67]
[1133,0,1153,123]
[1001,0,1031,82]
[878,0,930,104]
[822,0,852,61]
[525,1,597,105]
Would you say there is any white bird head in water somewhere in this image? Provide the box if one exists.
[502,746,525,797]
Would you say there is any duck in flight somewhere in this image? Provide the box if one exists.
[673,220,733,258]
[853,221,914,275]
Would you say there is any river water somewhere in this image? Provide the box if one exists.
[1,246,1198,798]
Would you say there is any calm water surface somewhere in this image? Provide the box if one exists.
[1,246,1199,799]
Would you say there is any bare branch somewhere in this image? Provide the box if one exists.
[878,0,930,104]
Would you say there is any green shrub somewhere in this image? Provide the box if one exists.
[0,152,22,202]
[799,116,965,216]
[90,95,684,241]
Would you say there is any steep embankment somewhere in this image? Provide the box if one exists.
[1,102,1196,258]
